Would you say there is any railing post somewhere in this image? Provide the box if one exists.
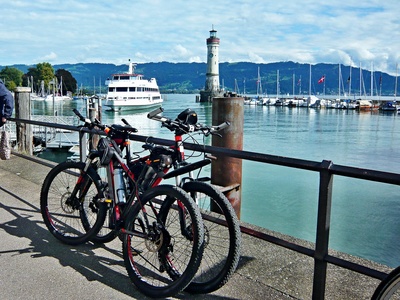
[14,87,33,155]
[312,160,334,299]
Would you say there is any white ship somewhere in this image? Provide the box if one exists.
[103,61,163,112]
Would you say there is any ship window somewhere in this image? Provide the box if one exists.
[129,87,136,92]
[137,87,143,92]
[108,87,115,92]
[120,76,129,80]
[116,87,128,92]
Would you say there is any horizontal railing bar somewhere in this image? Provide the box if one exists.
[325,255,387,280]
[10,117,400,185]
[240,225,315,257]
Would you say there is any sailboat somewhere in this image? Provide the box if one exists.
[286,74,297,107]
[299,64,320,108]
[244,67,266,105]
[357,62,373,111]
[44,76,72,101]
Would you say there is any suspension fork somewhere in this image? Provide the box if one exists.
[173,134,197,200]
[173,134,197,240]
[66,157,97,209]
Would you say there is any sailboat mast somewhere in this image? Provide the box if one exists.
[292,73,295,98]
[395,63,398,100]
[348,65,352,97]
[359,62,362,98]
[277,69,280,98]
[370,62,374,98]
[309,64,311,96]
[338,64,341,100]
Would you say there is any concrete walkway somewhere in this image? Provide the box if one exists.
[0,154,392,299]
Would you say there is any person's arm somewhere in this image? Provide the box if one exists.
[2,90,14,119]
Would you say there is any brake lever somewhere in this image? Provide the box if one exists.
[211,132,222,138]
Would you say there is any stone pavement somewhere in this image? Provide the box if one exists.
[0,154,393,299]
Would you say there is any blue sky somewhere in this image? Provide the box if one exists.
[1,0,399,74]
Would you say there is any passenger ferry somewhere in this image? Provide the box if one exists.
[103,61,163,111]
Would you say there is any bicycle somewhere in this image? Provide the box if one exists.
[372,266,400,299]
[40,109,205,298]
[81,106,241,294]
[144,107,242,294]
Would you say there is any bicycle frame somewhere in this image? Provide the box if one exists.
[166,133,212,186]
[97,133,197,240]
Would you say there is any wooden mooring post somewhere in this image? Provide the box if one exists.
[211,94,244,219]
[14,87,33,155]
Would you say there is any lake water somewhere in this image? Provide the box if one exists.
[33,94,400,268]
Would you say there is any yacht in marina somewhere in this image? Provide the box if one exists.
[103,61,163,112]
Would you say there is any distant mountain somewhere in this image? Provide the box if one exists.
[1,62,398,96]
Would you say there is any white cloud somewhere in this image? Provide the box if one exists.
[1,0,400,74]
[38,52,58,63]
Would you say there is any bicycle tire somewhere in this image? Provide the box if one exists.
[372,266,400,299]
[122,185,204,298]
[182,181,241,294]
[40,161,107,245]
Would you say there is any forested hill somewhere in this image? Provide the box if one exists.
[2,61,398,96]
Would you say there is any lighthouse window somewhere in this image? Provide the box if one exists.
[116,87,128,92]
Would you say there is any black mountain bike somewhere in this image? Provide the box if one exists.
[40,109,205,298]
[145,107,242,294]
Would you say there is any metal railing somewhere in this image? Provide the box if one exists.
[9,117,400,299]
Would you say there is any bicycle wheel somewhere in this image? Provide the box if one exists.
[372,266,400,299]
[182,181,241,294]
[122,185,204,298]
[40,161,107,245]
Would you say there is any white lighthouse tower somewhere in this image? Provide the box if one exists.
[200,27,222,102]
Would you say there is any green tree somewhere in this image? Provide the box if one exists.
[24,62,55,95]
[55,69,77,95]
[0,66,24,90]
[36,62,55,88]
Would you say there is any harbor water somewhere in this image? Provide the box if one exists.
[33,94,400,268]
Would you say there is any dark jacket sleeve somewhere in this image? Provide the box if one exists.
[0,91,14,119]
[0,84,14,118]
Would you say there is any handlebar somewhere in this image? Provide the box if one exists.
[147,107,164,119]
[147,107,230,136]
[72,109,138,134]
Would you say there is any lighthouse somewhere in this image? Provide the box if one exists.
[199,28,222,102]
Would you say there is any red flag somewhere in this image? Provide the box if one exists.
[297,78,301,86]
[318,75,325,84]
